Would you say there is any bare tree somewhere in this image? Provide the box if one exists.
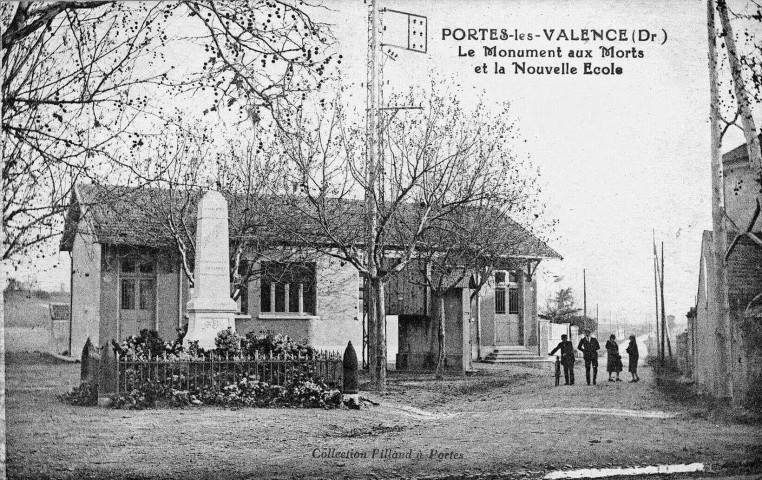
[715,0,762,185]
[221,133,319,301]
[382,89,551,378]
[707,0,762,398]
[715,1,762,318]
[414,215,546,378]
[116,128,306,304]
[271,86,549,387]
[717,0,762,163]
[409,178,548,378]
[1,1,336,264]
[2,2,167,263]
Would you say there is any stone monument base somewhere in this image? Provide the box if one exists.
[184,310,236,351]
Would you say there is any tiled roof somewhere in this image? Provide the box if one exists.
[61,183,561,260]
[61,184,192,250]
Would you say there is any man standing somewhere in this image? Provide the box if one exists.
[549,334,575,385]
[577,329,600,385]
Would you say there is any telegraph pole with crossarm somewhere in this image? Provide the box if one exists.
[365,0,427,389]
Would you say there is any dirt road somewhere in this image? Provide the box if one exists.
[5,353,761,479]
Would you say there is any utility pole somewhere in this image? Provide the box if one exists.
[653,230,661,363]
[366,0,381,388]
[583,269,587,329]
[659,242,667,361]
[365,1,427,389]
[596,303,599,335]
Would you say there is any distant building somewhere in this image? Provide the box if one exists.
[690,140,762,404]
[61,184,560,371]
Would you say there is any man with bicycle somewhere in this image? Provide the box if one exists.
[548,334,576,385]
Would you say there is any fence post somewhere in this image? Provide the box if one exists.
[98,343,118,407]
[342,341,359,408]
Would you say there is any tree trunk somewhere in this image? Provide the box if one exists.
[475,292,482,360]
[708,0,733,399]
[365,0,383,391]
[435,295,446,379]
[717,0,762,187]
[375,279,386,391]
[366,276,377,385]
[0,158,6,479]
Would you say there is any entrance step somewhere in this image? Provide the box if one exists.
[493,345,531,352]
[480,346,555,364]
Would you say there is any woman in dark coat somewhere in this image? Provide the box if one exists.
[626,334,640,382]
[605,334,622,382]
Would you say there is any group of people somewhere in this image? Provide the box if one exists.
[548,329,640,386]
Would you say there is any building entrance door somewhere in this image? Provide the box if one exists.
[118,256,156,340]
[495,314,521,345]
[495,314,510,345]
[493,273,522,346]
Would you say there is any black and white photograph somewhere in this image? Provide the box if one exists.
[1,0,761,479]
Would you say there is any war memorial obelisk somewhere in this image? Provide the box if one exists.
[183,189,238,350]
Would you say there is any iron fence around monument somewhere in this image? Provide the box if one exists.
[114,350,344,395]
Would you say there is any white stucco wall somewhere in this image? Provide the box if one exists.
[70,227,101,357]
[242,251,363,356]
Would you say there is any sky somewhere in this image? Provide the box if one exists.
[10,0,758,334]
[320,0,754,331]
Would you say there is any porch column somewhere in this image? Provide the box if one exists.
[522,270,538,347]
[519,274,526,346]
[298,283,304,314]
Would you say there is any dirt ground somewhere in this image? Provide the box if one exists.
[5,352,762,480]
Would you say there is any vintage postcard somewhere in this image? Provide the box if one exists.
[2,0,761,479]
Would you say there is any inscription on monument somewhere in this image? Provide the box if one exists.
[200,318,226,332]
[197,261,228,275]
